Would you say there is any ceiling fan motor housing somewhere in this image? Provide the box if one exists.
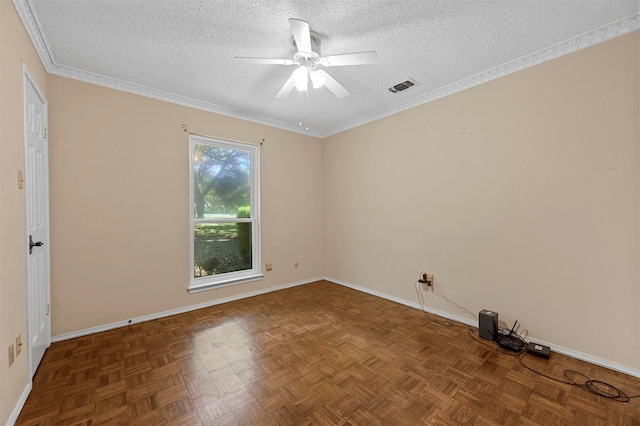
[292,32,322,64]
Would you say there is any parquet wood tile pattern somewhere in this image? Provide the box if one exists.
[16,280,640,425]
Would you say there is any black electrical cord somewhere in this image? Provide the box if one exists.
[433,288,476,318]
[468,326,640,402]
[415,272,477,328]
[414,280,457,327]
[518,354,640,402]
[413,277,640,402]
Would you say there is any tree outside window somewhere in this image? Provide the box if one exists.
[190,136,260,290]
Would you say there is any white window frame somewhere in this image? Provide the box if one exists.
[189,135,262,293]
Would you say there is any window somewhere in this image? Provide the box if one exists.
[189,135,261,292]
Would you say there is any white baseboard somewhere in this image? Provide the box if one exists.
[52,277,321,343]
[324,276,640,379]
[6,382,31,426]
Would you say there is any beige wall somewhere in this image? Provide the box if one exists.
[47,75,324,336]
[0,2,48,424]
[324,31,640,369]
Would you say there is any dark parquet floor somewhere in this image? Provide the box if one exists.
[15,280,640,425]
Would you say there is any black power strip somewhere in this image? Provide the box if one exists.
[526,342,551,359]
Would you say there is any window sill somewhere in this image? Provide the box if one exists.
[188,273,264,294]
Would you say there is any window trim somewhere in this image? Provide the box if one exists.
[188,134,262,293]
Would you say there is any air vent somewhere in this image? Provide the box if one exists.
[388,79,419,93]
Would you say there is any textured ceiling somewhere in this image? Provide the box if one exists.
[15,0,640,137]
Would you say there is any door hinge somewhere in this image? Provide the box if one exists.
[46,303,50,316]
[44,126,48,139]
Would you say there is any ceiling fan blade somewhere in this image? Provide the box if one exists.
[320,51,378,67]
[235,57,295,65]
[276,73,296,99]
[317,70,349,99]
[289,18,312,53]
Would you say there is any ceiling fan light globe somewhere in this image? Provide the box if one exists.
[294,79,308,91]
[292,66,309,91]
[310,70,326,89]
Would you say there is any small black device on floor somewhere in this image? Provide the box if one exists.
[526,342,551,359]
[478,309,498,341]
[497,320,525,352]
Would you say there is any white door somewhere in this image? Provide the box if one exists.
[24,67,51,378]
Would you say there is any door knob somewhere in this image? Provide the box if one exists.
[29,235,43,255]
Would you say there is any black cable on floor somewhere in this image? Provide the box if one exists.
[518,354,640,403]
[414,278,640,402]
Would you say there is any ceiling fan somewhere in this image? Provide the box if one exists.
[235,18,378,99]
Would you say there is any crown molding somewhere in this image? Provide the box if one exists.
[11,0,323,138]
[13,0,639,140]
[12,0,54,69]
[322,12,640,137]
[49,63,326,138]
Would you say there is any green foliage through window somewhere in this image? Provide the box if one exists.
[193,145,250,219]
[191,138,256,282]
